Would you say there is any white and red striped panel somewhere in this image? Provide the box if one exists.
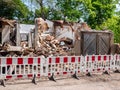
[0,57,43,79]
[85,55,113,73]
[46,56,83,76]
[0,57,41,65]
[0,55,120,80]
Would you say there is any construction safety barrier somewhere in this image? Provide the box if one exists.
[0,54,120,86]
[84,55,113,75]
[0,57,45,86]
[45,56,84,80]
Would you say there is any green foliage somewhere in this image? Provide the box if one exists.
[99,16,120,43]
[35,7,49,19]
[32,0,84,21]
[84,0,118,29]
[53,0,83,21]
[0,0,33,23]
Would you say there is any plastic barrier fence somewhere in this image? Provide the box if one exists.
[0,55,120,86]
[84,55,113,74]
[0,57,44,81]
[45,56,84,79]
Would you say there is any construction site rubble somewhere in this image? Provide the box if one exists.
[0,18,76,57]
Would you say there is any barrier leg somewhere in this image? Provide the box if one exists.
[72,71,79,80]
[32,74,37,85]
[114,70,120,73]
[103,71,110,75]
[86,72,92,77]
[0,80,6,87]
[49,73,56,82]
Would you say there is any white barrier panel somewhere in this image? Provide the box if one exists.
[84,55,113,73]
[46,56,84,77]
[0,57,43,80]
[114,54,120,70]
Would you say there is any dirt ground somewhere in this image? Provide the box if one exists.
[0,73,120,90]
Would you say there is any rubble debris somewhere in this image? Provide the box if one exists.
[111,43,120,54]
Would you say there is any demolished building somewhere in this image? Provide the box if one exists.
[0,18,119,57]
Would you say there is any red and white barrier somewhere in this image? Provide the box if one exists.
[46,56,84,77]
[84,55,114,74]
[0,55,120,86]
[0,57,43,80]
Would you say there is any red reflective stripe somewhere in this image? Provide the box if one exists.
[56,57,60,63]
[28,74,33,77]
[63,72,67,74]
[17,75,23,78]
[57,72,59,75]
[97,68,100,71]
[28,58,33,64]
[92,56,95,61]
[38,58,40,64]
[48,73,51,76]
[71,57,75,62]
[64,57,68,63]
[49,58,52,63]
[98,56,101,61]
[18,58,23,64]
[37,74,40,77]
[7,58,12,65]
[6,75,12,79]
[78,57,80,62]
[104,56,107,61]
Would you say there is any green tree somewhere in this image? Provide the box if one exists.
[29,0,85,21]
[28,0,56,20]
[100,16,120,43]
[35,7,49,19]
[53,0,83,21]
[84,0,118,29]
[0,0,32,23]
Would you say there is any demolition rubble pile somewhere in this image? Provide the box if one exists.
[0,18,76,57]
[33,18,77,57]
[34,35,73,57]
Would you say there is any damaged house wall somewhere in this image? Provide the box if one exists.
[19,24,34,48]
[46,20,76,41]
[0,18,16,45]
[2,25,10,44]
